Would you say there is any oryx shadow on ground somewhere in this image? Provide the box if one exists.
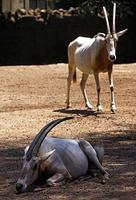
[53,108,98,117]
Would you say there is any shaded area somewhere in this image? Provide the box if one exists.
[54,108,98,117]
[0,129,135,200]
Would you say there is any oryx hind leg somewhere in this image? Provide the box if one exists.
[80,73,93,110]
[66,64,76,108]
[78,139,109,180]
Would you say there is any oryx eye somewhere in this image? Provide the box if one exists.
[105,40,108,44]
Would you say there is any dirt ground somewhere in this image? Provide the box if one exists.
[0,63,135,200]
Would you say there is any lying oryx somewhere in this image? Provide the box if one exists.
[66,3,127,113]
[16,117,109,193]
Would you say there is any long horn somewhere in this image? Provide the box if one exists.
[103,6,111,34]
[26,117,73,160]
[112,2,116,34]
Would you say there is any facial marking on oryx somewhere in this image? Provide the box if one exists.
[16,156,40,192]
[105,35,117,62]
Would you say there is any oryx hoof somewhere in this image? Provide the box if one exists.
[111,105,116,113]
[97,105,103,114]
[103,172,110,180]
[46,180,56,187]
[85,102,93,110]
[100,172,110,184]
[87,107,94,112]
[66,102,72,109]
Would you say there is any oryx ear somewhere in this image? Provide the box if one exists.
[40,149,56,161]
[116,28,128,38]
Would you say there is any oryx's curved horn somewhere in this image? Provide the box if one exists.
[112,2,116,34]
[103,6,111,34]
[26,117,73,160]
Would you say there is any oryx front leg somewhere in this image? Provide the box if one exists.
[80,73,93,110]
[108,70,116,113]
[94,73,103,113]
[45,152,72,186]
[47,173,66,186]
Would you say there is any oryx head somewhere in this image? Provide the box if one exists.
[16,117,73,193]
[103,3,127,62]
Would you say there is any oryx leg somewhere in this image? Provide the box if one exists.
[79,139,109,180]
[80,73,93,110]
[94,72,103,113]
[46,153,72,187]
[108,70,116,113]
[46,173,66,186]
[66,65,76,108]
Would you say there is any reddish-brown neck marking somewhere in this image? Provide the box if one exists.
[95,40,113,73]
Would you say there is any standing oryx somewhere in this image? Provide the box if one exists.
[16,117,109,193]
[66,3,127,113]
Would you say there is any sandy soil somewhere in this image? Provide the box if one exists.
[0,63,135,200]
